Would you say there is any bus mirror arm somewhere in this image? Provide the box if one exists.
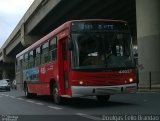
[137,64,144,70]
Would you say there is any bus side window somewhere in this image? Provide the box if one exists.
[41,42,49,64]
[24,53,29,69]
[49,37,57,61]
[29,50,35,68]
[35,47,41,66]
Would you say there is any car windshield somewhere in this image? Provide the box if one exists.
[71,32,135,70]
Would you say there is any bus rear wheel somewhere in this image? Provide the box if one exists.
[96,95,110,103]
[52,84,63,104]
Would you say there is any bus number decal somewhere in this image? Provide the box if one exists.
[41,67,46,74]
[118,69,132,74]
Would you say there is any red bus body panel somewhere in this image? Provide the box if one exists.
[70,69,136,86]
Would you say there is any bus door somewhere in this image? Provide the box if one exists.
[60,38,69,95]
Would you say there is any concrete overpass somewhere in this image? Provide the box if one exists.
[0,0,160,88]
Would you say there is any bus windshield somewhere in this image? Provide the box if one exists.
[71,31,135,70]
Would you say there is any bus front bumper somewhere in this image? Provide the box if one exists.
[71,83,137,97]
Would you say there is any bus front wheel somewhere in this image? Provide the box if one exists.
[96,95,110,103]
[52,84,63,104]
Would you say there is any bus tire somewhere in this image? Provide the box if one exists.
[96,95,110,103]
[52,84,63,104]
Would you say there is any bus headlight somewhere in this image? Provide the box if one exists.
[79,81,84,85]
[129,78,133,83]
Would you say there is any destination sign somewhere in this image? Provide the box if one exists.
[71,21,129,32]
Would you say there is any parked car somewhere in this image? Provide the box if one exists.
[0,80,11,91]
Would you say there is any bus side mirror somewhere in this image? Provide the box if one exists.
[69,41,73,51]
[137,64,144,70]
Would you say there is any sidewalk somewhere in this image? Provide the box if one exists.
[138,84,160,93]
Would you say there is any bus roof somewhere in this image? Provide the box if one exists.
[16,19,127,58]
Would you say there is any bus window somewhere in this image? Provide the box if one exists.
[49,37,57,61]
[29,50,35,68]
[41,42,49,64]
[35,47,41,66]
[24,53,29,69]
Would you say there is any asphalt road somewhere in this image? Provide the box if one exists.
[0,90,160,121]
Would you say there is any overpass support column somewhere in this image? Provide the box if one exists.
[2,69,9,79]
[136,0,160,88]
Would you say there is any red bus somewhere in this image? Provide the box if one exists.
[16,19,137,104]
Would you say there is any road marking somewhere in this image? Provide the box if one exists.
[4,94,9,97]
[2,94,16,99]
[8,96,16,99]
[16,98,25,101]
[26,100,35,103]
[47,106,62,110]
[35,102,44,106]
[76,113,102,121]
[1,94,64,111]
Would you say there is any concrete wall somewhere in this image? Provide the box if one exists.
[136,0,160,87]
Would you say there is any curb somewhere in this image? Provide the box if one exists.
[138,89,160,93]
